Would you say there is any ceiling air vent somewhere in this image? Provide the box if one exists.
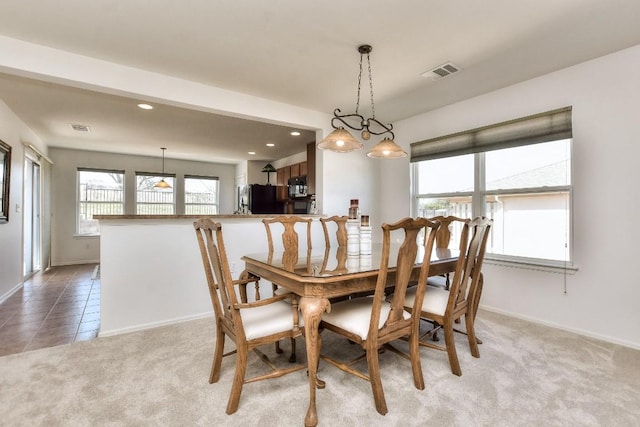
[421,62,461,82]
[70,123,90,132]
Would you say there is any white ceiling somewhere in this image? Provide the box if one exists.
[1,0,640,163]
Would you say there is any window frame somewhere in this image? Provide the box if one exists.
[135,171,176,215]
[184,174,220,215]
[76,168,125,236]
[412,141,575,273]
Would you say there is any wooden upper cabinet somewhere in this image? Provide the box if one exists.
[274,145,315,195]
[307,142,316,195]
[290,163,300,178]
[276,168,286,186]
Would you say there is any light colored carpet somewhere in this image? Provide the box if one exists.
[1,310,639,426]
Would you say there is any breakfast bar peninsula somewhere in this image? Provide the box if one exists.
[95,214,324,336]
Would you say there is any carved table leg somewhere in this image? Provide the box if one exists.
[300,296,331,427]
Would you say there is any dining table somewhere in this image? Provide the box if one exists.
[242,244,458,426]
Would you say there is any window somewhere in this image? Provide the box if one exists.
[412,107,573,267]
[136,172,175,215]
[185,175,219,214]
[77,168,124,235]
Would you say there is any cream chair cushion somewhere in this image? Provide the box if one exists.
[321,297,411,340]
[426,275,448,288]
[241,301,302,340]
[273,286,292,296]
[404,286,449,317]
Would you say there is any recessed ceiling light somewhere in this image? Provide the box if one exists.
[266,143,275,147]
[248,151,256,155]
[137,103,154,110]
[290,131,301,136]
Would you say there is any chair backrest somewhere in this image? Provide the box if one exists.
[320,215,349,248]
[263,216,313,252]
[370,217,440,339]
[428,215,469,249]
[319,215,349,274]
[446,216,492,314]
[193,218,243,338]
[263,216,313,272]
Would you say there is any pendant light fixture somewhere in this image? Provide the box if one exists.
[367,137,408,159]
[154,147,172,189]
[318,44,407,158]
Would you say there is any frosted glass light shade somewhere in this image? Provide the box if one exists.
[367,138,407,159]
[317,127,363,153]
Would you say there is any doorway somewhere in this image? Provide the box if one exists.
[23,155,41,278]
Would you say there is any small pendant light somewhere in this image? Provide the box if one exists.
[154,147,172,189]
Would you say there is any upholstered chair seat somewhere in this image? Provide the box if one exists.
[241,301,304,340]
[321,297,410,341]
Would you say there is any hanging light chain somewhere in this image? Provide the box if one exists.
[355,50,364,116]
[324,44,398,147]
[366,52,375,120]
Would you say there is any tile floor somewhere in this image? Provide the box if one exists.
[0,263,100,356]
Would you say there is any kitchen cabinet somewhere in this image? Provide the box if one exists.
[290,163,300,178]
[274,144,315,198]
[277,161,307,181]
[306,142,315,195]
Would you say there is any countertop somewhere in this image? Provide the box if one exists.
[94,214,324,220]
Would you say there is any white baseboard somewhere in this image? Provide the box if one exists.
[96,303,640,351]
[51,259,100,267]
[0,282,24,304]
[98,312,212,338]
[480,305,640,351]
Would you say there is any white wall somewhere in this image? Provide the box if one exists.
[318,148,382,241]
[49,147,237,266]
[99,217,327,335]
[0,100,44,301]
[381,44,640,349]
[246,159,282,185]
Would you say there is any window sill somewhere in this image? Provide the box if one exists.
[73,233,100,238]
[485,255,578,274]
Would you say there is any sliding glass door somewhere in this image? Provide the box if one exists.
[24,156,41,278]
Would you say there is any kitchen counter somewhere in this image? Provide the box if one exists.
[94,214,323,220]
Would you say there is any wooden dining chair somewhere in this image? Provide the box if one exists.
[426,215,469,290]
[319,215,349,276]
[320,215,349,247]
[403,216,492,376]
[263,215,313,291]
[193,219,306,414]
[262,215,313,360]
[319,217,440,416]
